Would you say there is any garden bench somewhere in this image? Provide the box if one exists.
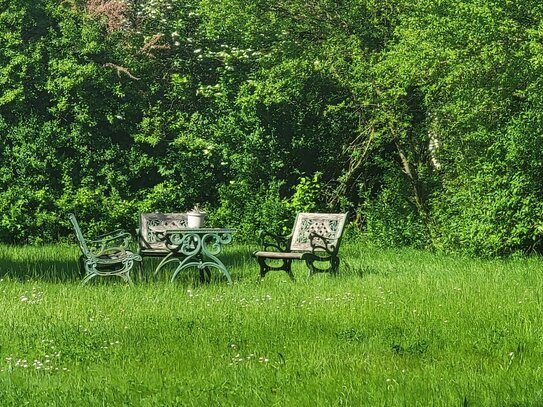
[68,213,142,285]
[253,212,348,279]
[137,213,188,258]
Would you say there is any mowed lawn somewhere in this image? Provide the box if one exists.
[0,241,542,406]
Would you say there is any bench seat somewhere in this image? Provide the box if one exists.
[253,251,305,259]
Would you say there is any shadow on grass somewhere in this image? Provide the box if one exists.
[0,258,82,283]
[0,246,257,285]
[0,240,316,285]
[0,256,241,286]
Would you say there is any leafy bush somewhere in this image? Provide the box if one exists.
[210,180,293,242]
[363,172,430,249]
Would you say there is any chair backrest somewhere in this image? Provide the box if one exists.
[139,213,188,252]
[289,213,348,253]
[67,213,91,257]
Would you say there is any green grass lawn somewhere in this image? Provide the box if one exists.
[0,241,542,406]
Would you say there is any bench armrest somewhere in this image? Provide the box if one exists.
[258,230,291,252]
[309,232,338,256]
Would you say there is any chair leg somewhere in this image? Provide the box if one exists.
[81,271,97,285]
[120,260,135,285]
[78,256,86,276]
[81,261,136,286]
[120,271,134,286]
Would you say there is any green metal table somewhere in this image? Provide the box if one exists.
[152,228,235,283]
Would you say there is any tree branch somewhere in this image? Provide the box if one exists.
[103,62,140,80]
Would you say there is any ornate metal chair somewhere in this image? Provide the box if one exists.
[253,213,348,280]
[68,213,142,285]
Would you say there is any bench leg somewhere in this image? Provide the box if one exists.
[279,259,294,281]
[257,257,295,281]
[257,257,269,279]
[331,256,340,275]
[306,255,340,276]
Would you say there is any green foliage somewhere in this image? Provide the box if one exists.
[2,0,543,256]
[287,172,323,213]
[431,127,543,256]
[363,171,429,249]
[385,0,543,255]
[211,180,293,239]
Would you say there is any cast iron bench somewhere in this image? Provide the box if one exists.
[253,212,348,279]
[68,213,142,285]
[137,212,188,258]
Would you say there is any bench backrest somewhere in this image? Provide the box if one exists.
[289,212,348,253]
[139,213,188,252]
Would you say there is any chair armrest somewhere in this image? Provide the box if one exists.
[258,230,291,252]
[91,229,127,240]
[86,231,132,256]
[87,231,132,245]
[309,232,337,256]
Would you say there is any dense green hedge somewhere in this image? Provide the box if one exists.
[1,0,543,256]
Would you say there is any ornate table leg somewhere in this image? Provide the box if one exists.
[153,252,173,277]
[168,232,233,284]
[170,251,232,284]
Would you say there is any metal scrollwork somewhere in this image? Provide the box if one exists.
[146,218,188,245]
[295,219,339,246]
[168,232,201,256]
[67,213,141,285]
[153,229,235,283]
[202,232,233,256]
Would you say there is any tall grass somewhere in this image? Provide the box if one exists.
[0,241,542,405]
